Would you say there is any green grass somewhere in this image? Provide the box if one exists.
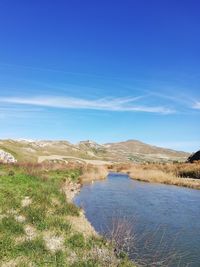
[70,260,100,267]
[0,216,24,235]
[0,163,135,266]
[15,238,47,256]
[68,233,86,249]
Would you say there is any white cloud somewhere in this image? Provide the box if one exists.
[193,101,200,109]
[0,96,174,114]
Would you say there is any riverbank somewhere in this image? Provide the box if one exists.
[0,162,134,266]
[111,162,200,190]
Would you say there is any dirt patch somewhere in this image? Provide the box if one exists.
[89,246,119,266]
[14,215,26,223]
[21,196,32,208]
[1,257,33,267]
[43,232,64,252]
[62,180,81,202]
[62,179,97,237]
[38,155,112,165]
[24,225,37,240]
[67,211,97,238]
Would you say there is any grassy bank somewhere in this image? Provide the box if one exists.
[0,162,134,267]
[111,162,200,190]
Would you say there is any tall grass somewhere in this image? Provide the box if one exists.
[111,162,200,189]
[79,164,108,183]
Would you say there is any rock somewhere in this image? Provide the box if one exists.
[78,140,103,150]
[0,149,17,163]
[187,150,200,163]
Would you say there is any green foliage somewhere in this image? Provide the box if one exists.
[53,250,66,267]
[16,238,47,256]
[55,202,80,216]
[87,236,107,250]
[0,235,14,260]
[47,169,81,182]
[8,170,15,176]
[48,217,71,233]
[68,233,85,249]
[0,216,24,235]
[23,206,47,230]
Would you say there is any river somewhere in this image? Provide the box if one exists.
[74,172,200,266]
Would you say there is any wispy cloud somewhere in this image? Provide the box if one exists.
[192,101,200,109]
[0,96,174,114]
[0,106,45,119]
[0,62,118,80]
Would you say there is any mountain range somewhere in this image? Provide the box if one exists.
[0,139,189,164]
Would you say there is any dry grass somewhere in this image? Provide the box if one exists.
[129,168,200,189]
[111,162,200,190]
[11,161,109,184]
[67,212,97,238]
[79,164,109,183]
[105,217,185,267]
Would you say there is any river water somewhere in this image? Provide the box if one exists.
[74,173,200,266]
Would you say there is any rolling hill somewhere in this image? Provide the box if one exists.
[0,139,189,164]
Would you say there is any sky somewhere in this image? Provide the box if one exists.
[0,0,200,152]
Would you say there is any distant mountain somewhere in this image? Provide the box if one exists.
[0,139,189,163]
[104,140,189,162]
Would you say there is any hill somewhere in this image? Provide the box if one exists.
[104,140,189,162]
[0,139,189,164]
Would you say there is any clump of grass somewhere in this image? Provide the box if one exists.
[48,217,71,233]
[54,202,80,216]
[0,235,15,260]
[87,235,107,249]
[8,170,15,176]
[0,216,24,235]
[79,164,108,182]
[16,238,47,256]
[23,206,47,230]
[52,250,66,266]
[177,163,200,179]
[67,233,86,249]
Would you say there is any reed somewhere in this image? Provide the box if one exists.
[111,162,200,189]
[79,163,109,183]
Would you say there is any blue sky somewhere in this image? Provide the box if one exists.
[0,0,200,152]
